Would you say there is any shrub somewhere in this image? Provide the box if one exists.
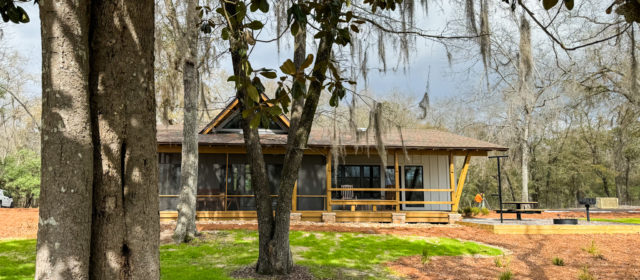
[551,257,564,266]
[480,207,490,215]
[498,270,513,280]
[471,207,481,216]
[421,247,431,264]
[578,265,596,280]
[494,256,502,267]
[494,254,511,268]
[582,240,604,259]
[462,206,474,217]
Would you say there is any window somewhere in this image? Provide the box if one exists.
[219,111,284,132]
[404,166,424,202]
[333,165,381,199]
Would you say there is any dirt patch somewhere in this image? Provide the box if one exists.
[230,265,315,280]
[0,208,38,239]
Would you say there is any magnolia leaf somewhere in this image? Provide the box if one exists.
[250,1,259,12]
[260,71,277,79]
[221,28,230,40]
[542,0,559,10]
[259,0,269,13]
[247,85,260,102]
[301,54,314,69]
[242,109,252,119]
[236,2,247,21]
[245,20,264,30]
[280,59,296,75]
[564,0,574,10]
[249,114,261,128]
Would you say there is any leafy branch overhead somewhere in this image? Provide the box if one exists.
[502,0,640,24]
[0,0,31,24]
[200,0,379,129]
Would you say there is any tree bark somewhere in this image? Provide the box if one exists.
[173,0,201,244]
[88,0,159,279]
[36,1,93,278]
[37,1,158,279]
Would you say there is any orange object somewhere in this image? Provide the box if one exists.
[474,193,483,203]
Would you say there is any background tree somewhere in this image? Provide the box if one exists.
[1,148,39,207]
[173,0,202,244]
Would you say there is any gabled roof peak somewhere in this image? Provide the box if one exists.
[199,93,290,134]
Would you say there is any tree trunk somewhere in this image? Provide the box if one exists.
[222,1,275,272]
[173,0,201,244]
[88,0,159,279]
[521,120,529,204]
[504,171,517,201]
[517,15,533,206]
[36,1,94,278]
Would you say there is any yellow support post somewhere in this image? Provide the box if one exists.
[452,153,471,212]
[293,181,298,212]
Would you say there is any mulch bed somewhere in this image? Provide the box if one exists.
[5,208,640,279]
[0,208,38,239]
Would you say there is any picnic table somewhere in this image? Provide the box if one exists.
[496,201,542,220]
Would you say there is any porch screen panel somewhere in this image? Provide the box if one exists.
[297,155,326,210]
[158,153,181,211]
[404,166,424,206]
[197,154,226,211]
[333,165,381,200]
[226,163,255,210]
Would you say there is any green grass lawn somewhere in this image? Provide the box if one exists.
[586,218,640,224]
[1,230,501,280]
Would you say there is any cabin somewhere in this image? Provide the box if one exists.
[157,97,507,223]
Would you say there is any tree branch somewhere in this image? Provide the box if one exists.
[0,84,40,130]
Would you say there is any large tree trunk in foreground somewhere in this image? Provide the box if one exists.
[173,0,201,244]
[36,1,93,278]
[89,0,159,278]
[36,0,159,279]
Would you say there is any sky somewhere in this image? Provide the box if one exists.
[2,2,484,104]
